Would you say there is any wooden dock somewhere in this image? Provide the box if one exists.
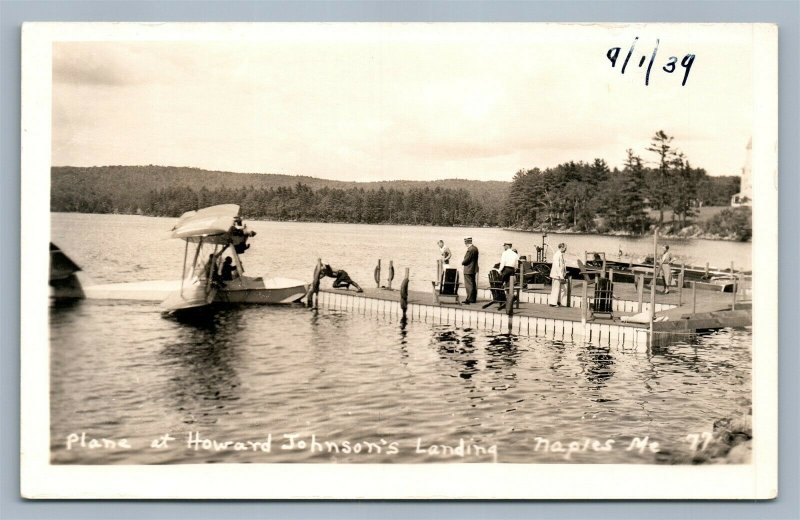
[316,280,751,351]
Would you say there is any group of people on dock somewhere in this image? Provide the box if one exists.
[437,237,570,306]
[316,235,675,304]
[435,237,675,305]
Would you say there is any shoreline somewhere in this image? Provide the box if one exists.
[51,211,750,243]
[503,226,750,243]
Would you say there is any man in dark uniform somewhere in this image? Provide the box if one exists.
[319,264,364,293]
[461,237,479,304]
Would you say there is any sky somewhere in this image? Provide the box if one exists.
[51,24,755,182]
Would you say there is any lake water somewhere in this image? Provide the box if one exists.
[49,213,752,464]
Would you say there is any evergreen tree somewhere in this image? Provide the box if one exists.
[646,130,677,225]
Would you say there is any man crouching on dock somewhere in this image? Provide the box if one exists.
[319,264,364,293]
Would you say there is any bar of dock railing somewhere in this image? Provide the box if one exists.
[581,280,588,324]
[649,228,658,347]
[637,273,644,313]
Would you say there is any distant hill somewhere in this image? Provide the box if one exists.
[50,165,510,223]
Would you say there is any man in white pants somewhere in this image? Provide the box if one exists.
[659,244,673,294]
[549,242,567,307]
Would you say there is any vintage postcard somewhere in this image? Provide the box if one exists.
[21,22,777,499]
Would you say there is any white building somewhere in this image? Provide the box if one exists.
[731,138,752,207]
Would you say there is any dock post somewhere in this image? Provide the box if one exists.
[309,258,322,309]
[705,262,710,279]
[374,259,382,288]
[387,260,395,290]
[400,267,410,319]
[636,274,644,313]
[678,263,685,306]
[691,281,697,314]
[516,265,523,309]
[507,275,515,316]
[649,228,658,348]
[731,261,736,310]
[566,277,572,308]
[436,259,443,286]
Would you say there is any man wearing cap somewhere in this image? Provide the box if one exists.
[461,237,479,304]
[499,242,519,286]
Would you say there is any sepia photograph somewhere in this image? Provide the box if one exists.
[20,22,777,499]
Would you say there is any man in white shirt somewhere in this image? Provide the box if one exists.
[659,244,673,294]
[437,240,452,265]
[499,242,519,285]
[549,242,568,306]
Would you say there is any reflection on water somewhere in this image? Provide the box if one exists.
[434,327,479,380]
[160,310,244,428]
[578,345,615,390]
[50,301,751,464]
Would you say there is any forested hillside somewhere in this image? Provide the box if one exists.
[51,131,747,237]
[50,165,508,226]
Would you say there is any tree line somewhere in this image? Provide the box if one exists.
[505,130,742,234]
[51,130,746,237]
[140,184,496,226]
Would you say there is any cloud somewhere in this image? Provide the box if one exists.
[50,27,755,180]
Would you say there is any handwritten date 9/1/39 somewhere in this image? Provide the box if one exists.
[607,37,695,86]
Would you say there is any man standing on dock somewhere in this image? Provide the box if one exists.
[549,242,567,307]
[499,242,519,285]
[461,237,479,304]
[437,240,452,265]
[659,244,673,294]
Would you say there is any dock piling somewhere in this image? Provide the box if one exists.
[506,275,516,316]
[436,259,443,286]
[374,259,382,288]
[309,258,322,308]
[566,277,572,308]
[387,260,395,290]
[400,267,410,318]
[691,281,697,314]
[731,261,736,310]
[678,263,685,305]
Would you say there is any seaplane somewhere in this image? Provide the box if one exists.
[50,204,310,315]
